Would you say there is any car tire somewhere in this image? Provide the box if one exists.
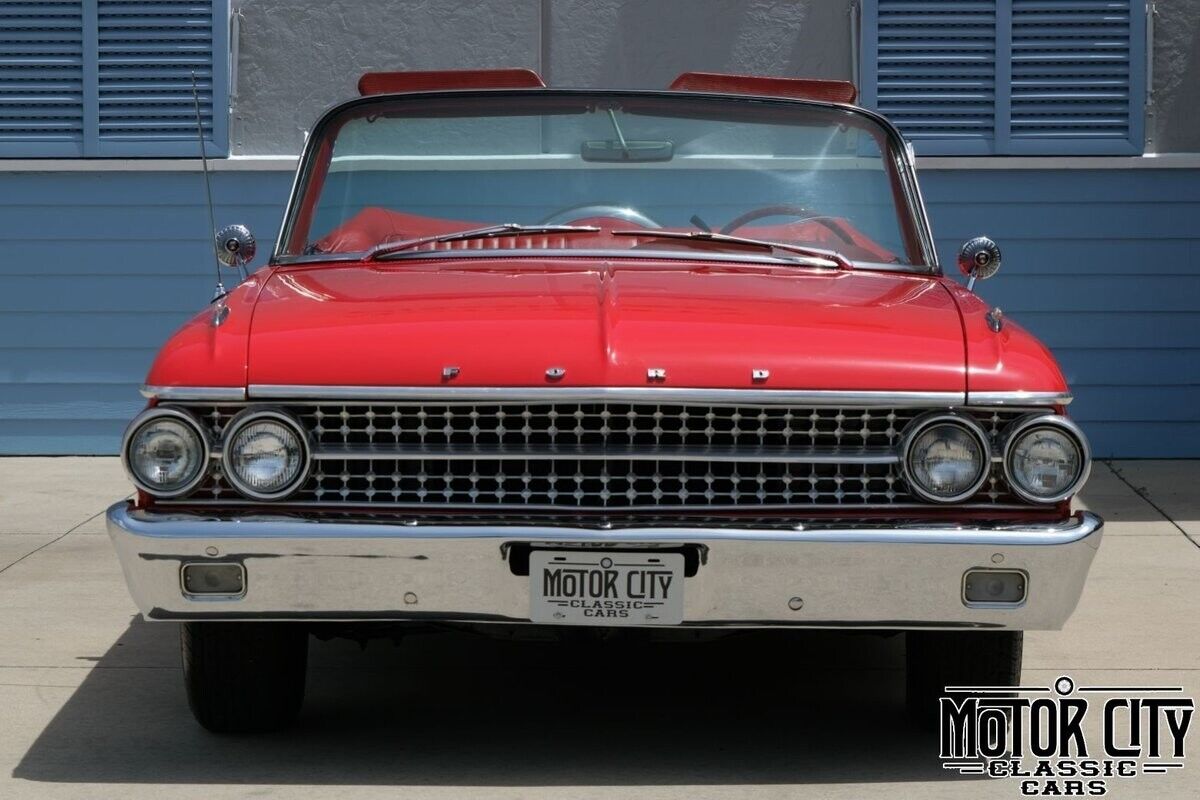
[905,630,1023,728]
[181,622,308,733]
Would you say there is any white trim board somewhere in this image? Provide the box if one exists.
[1,153,1200,173]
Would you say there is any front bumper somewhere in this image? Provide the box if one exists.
[106,503,1102,630]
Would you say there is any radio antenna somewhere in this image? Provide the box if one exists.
[191,70,225,301]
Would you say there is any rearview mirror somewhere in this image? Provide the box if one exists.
[581,139,673,162]
[958,236,1001,290]
[216,224,256,271]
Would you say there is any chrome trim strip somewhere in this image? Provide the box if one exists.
[141,385,247,401]
[897,133,940,270]
[113,502,1102,547]
[968,391,1073,407]
[146,386,1069,407]
[308,443,900,464]
[248,385,966,406]
[155,499,1031,512]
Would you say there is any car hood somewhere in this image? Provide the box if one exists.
[243,259,967,392]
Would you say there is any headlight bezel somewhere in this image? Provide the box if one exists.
[1001,413,1091,504]
[900,411,992,504]
[220,408,311,500]
[121,407,211,498]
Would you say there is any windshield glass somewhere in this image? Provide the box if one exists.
[280,92,926,267]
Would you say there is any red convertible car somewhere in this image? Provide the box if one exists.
[107,70,1100,732]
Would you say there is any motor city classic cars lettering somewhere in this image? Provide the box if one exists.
[939,675,1194,796]
[541,564,674,619]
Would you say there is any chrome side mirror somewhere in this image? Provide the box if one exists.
[216,224,256,278]
[957,236,1001,291]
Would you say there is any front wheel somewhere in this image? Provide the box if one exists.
[905,630,1023,727]
[181,622,308,733]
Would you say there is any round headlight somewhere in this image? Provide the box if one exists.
[1004,416,1089,503]
[123,409,208,497]
[902,414,990,503]
[222,410,308,499]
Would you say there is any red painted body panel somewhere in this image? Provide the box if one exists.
[669,72,858,104]
[144,271,270,390]
[943,282,1069,397]
[357,69,545,95]
[243,259,967,391]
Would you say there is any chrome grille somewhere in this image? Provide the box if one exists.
[167,401,1028,509]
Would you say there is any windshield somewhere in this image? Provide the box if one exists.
[279,91,929,268]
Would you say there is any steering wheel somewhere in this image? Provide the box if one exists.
[720,204,857,245]
[539,203,662,229]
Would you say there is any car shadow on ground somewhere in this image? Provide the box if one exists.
[15,618,973,786]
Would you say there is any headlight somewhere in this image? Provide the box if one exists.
[901,413,991,503]
[122,409,208,497]
[1003,415,1090,503]
[222,410,309,499]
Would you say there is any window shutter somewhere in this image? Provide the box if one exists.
[0,0,227,157]
[1009,0,1144,154]
[0,1,86,156]
[94,0,228,156]
[862,0,1145,155]
[864,0,999,155]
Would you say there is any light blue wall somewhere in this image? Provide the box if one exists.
[0,171,290,454]
[1,167,1196,457]
[923,169,1200,458]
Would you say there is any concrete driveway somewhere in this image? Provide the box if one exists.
[0,458,1196,799]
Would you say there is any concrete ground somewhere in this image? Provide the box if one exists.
[0,458,1196,800]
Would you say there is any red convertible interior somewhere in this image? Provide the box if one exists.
[314,207,901,263]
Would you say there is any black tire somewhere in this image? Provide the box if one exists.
[905,630,1022,728]
[181,622,308,733]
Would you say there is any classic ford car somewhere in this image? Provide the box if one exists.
[107,69,1101,732]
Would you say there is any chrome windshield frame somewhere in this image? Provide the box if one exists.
[272,88,941,274]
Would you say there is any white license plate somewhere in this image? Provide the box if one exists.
[529,550,685,626]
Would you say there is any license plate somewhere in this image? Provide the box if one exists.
[529,550,685,626]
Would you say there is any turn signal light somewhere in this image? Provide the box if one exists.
[963,569,1026,605]
[182,563,246,596]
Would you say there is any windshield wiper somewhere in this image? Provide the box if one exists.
[610,229,852,269]
[368,223,601,260]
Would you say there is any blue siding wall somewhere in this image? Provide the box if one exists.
[923,169,1200,458]
[0,171,290,454]
[1,167,1196,457]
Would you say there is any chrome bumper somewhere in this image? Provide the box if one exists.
[106,503,1103,630]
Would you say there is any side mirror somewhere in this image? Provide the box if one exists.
[957,236,1001,291]
[216,224,256,275]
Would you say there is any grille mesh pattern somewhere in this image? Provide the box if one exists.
[165,401,1027,510]
[298,403,916,450]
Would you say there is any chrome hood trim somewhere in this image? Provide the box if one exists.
[245,385,967,406]
[143,385,1072,408]
[141,385,247,401]
[968,391,1073,406]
